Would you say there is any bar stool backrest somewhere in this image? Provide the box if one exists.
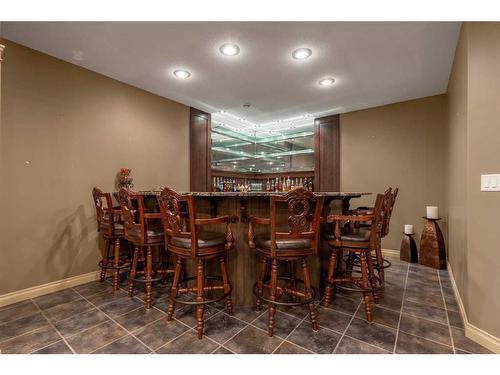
[381,187,398,237]
[369,193,386,249]
[269,188,324,258]
[117,188,145,242]
[157,187,198,256]
[92,187,114,236]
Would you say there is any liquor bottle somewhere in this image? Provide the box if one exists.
[278,177,282,192]
[286,176,291,192]
[299,177,303,189]
[309,179,314,192]
[266,179,270,192]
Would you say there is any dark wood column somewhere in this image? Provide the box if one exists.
[314,114,340,191]
[189,107,211,192]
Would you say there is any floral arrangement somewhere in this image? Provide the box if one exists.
[118,167,133,189]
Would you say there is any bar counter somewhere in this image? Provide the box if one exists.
[140,191,371,305]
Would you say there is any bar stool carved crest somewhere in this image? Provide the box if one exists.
[323,193,385,322]
[92,187,129,291]
[117,188,170,309]
[248,188,324,337]
[158,187,234,339]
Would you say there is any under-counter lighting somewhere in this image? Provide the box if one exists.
[292,48,312,60]
[173,69,191,79]
[219,43,240,56]
[319,77,335,86]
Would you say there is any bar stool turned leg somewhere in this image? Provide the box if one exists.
[112,238,121,291]
[167,256,182,321]
[289,261,298,303]
[255,256,268,311]
[268,258,279,337]
[196,259,206,339]
[145,246,154,309]
[359,252,373,322]
[374,238,384,283]
[100,239,111,282]
[366,253,380,304]
[323,250,337,307]
[302,258,318,331]
[219,256,233,315]
[128,246,140,297]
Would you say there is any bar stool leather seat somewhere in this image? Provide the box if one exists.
[255,234,311,250]
[170,231,226,249]
[99,221,125,236]
[127,225,164,242]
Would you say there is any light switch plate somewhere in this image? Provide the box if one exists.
[481,174,500,191]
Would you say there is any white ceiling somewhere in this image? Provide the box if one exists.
[1,22,460,124]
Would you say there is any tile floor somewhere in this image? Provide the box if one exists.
[0,254,493,354]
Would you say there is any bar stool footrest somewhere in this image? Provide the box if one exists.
[172,275,232,306]
[253,279,316,307]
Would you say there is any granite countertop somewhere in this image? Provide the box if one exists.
[138,191,370,197]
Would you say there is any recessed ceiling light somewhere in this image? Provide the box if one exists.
[319,77,335,86]
[292,48,312,60]
[220,110,226,114]
[173,69,191,79]
[219,43,240,56]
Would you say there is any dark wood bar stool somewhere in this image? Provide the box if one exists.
[92,187,129,291]
[248,188,324,337]
[158,187,234,339]
[117,188,170,309]
[352,187,398,283]
[323,194,385,322]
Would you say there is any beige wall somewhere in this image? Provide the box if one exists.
[340,95,447,250]
[0,39,190,295]
[446,23,500,338]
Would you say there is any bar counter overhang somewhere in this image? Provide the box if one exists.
[139,190,370,305]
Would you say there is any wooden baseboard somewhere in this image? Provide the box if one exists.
[0,271,100,308]
[382,248,400,256]
[447,261,500,354]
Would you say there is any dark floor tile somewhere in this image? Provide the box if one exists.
[115,306,165,332]
[213,346,234,354]
[278,303,311,320]
[325,294,362,315]
[225,325,282,354]
[253,311,302,339]
[0,313,48,342]
[407,269,439,283]
[345,317,396,351]
[405,278,441,294]
[0,325,61,354]
[399,314,451,346]
[156,330,219,354]
[287,321,341,354]
[396,331,453,354]
[404,289,445,309]
[33,289,81,310]
[66,321,127,353]
[402,300,448,325]
[450,327,492,354]
[0,301,39,325]
[33,340,73,354]
[441,286,455,298]
[93,334,151,354]
[203,313,247,344]
[54,309,109,338]
[316,306,352,333]
[172,304,221,328]
[134,318,188,350]
[334,335,389,354]
[231,305,266,323]
[447,310,464,329]
[355,304,400,329]
[73,281,115,298]
[99,296,144,318]
[44,298,94,323]
[377,293,403,312]
[86,289,128,307]
[274,341,311,354]
[439,277,453,289]
[444,295,460,312]
[455,348,471,354]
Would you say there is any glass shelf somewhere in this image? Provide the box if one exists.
[211,122,314,173]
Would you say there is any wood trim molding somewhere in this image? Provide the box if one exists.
[447,261,500,353]
[314,114,340,191]
[189,107,212,192]
[0,271,100,308]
